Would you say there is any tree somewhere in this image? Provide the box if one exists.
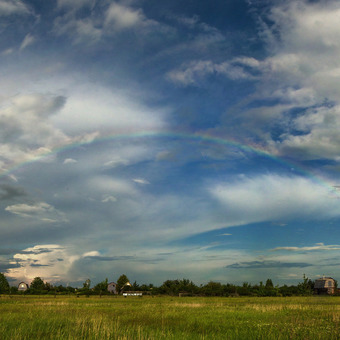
[94,278,108,294]
[297,274,314,295]
[83,279,91,290]
[0,273,9,293]
[117,274,130,293]
[265,279,274,289]
[30,277,45,291]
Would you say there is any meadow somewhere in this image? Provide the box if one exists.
[0,295,339,339]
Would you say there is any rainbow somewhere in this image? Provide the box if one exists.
[1,129,338,197]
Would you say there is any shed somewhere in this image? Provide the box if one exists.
[18,282,29,292]
[107,282,117,294]
[314,277,336,295]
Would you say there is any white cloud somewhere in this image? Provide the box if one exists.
[210,174,340,225]
[104,3,146,31]
[63,158,77,164]
[101,195,117,203]
[51,85,166,134]
[0,0,30,16]
[167,57,259,86]
[5,202,68,223]
[20,33,35,50]
[133,178,150,185]
[272,243,340,252]
[6,245,79,284]
[82,250,100,257]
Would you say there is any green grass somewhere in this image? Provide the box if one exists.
[0,295,339,339]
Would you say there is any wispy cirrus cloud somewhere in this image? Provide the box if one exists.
[226,260,313,269]
[271,243,340,252]
[5,202,68,223]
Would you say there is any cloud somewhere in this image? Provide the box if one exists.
[210,174,340,225]
[271,243,340,252]
[20,33,35,50]
[5,202,68,223]
[101,195,117,203]
[51,85,166,135]
[226,260,312,269]
[63,158,77,164]
[6,245,79,283]
[133,178,150,185]
[57,0,94,10]
[0,0,30,16]
[0,185,26,201]
[167,58,259,86]
[104,3,145,31]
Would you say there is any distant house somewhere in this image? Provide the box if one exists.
[18,282,29,292]
[314,277,336,295]
[107,282,117,294]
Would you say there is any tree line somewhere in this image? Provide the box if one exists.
[0,273,329,297]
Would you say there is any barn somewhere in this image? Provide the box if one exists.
[107,282,117,294]
[18,282,29,292]
[314,277,336,295]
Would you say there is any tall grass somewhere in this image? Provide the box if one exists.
[0,295,339,339]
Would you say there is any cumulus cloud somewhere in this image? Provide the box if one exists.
[63,158,77,164]
[51,85,166,134]
[104,3,146,31]
[6,245,79,283]
[5,202,68,223]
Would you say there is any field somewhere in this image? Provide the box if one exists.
[0,295,339,339]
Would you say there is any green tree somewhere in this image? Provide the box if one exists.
[83,279,91,289]
[265,279,274,288]
[93,278,108,294]
[0,273,9,293]
[298,274,314,295]
[117,274,130,293]
[30,277,45,291]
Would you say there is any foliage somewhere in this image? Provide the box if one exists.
[93,278,108,294]
[116,274,130,293]
[30,277,45,292]
[159,279,198,296]
[297,274,314,296]
[0,273,9,293]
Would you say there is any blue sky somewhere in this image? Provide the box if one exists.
[1,0,340,287]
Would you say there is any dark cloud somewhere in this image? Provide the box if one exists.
[0,185,26,201]
[226,260,313,269]
[0,248,21,255]
[30,263,50,267]
[0,262,21,271]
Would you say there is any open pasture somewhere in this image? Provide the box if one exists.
[0,295,339,339]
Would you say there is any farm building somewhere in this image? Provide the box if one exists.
[314,277,336,295]
[18,282,29,291]
[107,282,117,294]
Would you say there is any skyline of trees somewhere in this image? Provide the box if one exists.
[0,272,331,297]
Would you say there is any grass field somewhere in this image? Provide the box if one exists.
[0,295,339,339]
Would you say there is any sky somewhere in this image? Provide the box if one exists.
[1,0,340,288]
